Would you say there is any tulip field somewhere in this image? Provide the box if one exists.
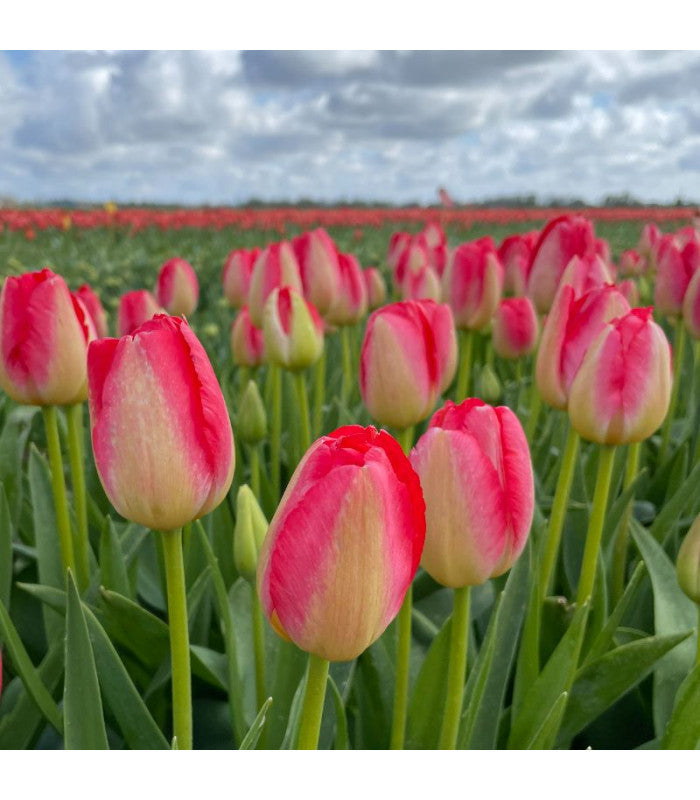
[0,205,699,750]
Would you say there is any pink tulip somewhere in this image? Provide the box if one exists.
[569,308,672,445]
[594,238,613,269]
[536,284,630,410]
[498,232,537,297]
[230,307,265,367]
[527,215,596,313]
[442,237,503,330]
[257,425,425,661]
[683,269,700,339]
[155,257,199,316]
[360,299,457,430]
[638,223,661,261]
[619,249,645,277]
[422,221,447,249]
[248,241,303,327]
[558,254,614,299]
[654,235,700,317]
[74,284,109,338]
[88,315,234,531]
[617,279,640,307]
[410,399,533,587]
[325,253,367,326]
[364,267,387,310]
[222,248,260,309]
[118,290,163,337]
[263,287,324,371]
[401,263,442,302]
[394,238,430,289]
[388,231,412,272]
[427,242,449,277]
[0,269,96,406]
[292,228,341,317]
[492,297,539,359]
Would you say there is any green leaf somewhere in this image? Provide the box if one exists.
[0,486,12,610]
[512,540,540,720]
[527,692,569,749]
[631,521,697,737]
[328,675,349,750]
[64,572,109,750]
[99,588,170,669]
[352,633,394,749]
[0,594,63,735]
[100,517,131,597]
[239,697,273,750]
[661,664,700,749]
[602,467,648,553]
[649,459,700,545]
[264,637,307,749]
[281,671,307,749]
[507,602,589,749]
[560,631,691,743]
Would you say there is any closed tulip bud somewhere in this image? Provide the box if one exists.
[528,215,596,313]
[75,283,109,338]
[0,269,96,406]
[363,267,387,310]
[360,299,457,430]
[233,484,268,583]
[619,249,645,277]
[248,241,303,327]
[230,307,265,368]
[654,236,699,317]
[88,315,234,531]
[442,238,503,330]
[237,380,267,444]
[156,258,199,316]
[388,231,412,272]
[478,363,502,403]
[568,307,672,445]
[118,290,163,337]
[676,515,700,604]
[558,254,614,299]
[401,263,442,302]
[222,248,260,309]
[263,287,324,372]
[595,238,613,268]
[492,297,539,359]
[617,279,640,307]
[683,268,700,339]
[257,425,425,661]
[410,399,533,587]
[326,253,367,326]
[394,238,430,289]
[292,228,341,317]
[422,222,447,249]
[638,223,661,261]
[536,284,630,411]
[427,242,448,277]
[498,233,537,297]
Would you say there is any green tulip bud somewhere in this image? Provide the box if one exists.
[479,363,502,403]
[677,514,700,604]
[237,380,267,444]
[233,484,268,583]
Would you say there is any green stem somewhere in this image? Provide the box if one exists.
[539,424,580,599]
[249,445,260,499]
[514,358,523,415]
[696,606,700,668]
[455,329,474,400]
[577,445,617,605]
[161,528,192,749]
[41,406,76,579]
[270,365,282,502]
[251,589,267,714]
[341,326,353,404]
[296,653,329,750]
[66,403,90,591]
[313,348,326,436]
[660,323,685,463]
[610,441,641,605]
[390,586,412,749]
[295,371,312,457]
[525,365,542,443]
[397,426,414,455]
[439,586,470,749]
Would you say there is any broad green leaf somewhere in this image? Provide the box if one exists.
[527,692,568,749]
[281,671,307,750]
[661,664,700,749]
[100,517,131,597]
[239,697,273,750]
[601,468,648,554]
[352,632,394,749]
[0,487,12,610]
[631,521,697,737]
[186,564,212,634]
[512,541,540,719]
[99,588,170,669]
[560,631,691,743]
[64,573,109,750]
[328,675,349,750]
[649,460,700,545]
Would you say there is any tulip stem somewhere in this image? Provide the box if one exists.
[539,424,580,600]
[514,358,523,415]
[439,585,470,749]
[42,406,76,580]
[313,348,326,436]
[161,527,192,750]
[659,323,685,463]
[297,653,329,750]
[577,445,617,606]
[610,441,641,605]
[66,403,90,592]
[270,365,282,501]
[295,371,312,456]
[455,329,474,400]
[249,445,261,499]
[341,326,353,405]
[251,589,267,714]
[397,426,414,455]
[525,369,542,443]
[390,586,412,749]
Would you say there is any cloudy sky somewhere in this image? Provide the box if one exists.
[0,50,698,205]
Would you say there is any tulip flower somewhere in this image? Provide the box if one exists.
[638,222,661,263]
[427,242,449,277]
[401,263,442,302]
[248,241,303,328]
[619,249,645,277]
[410,398,533,748]
[422,221,447,249]
[222,248,260,309]
[231,307,265,368]
[388,231,412,272]
[394,238,430,289]
[492,297,539,359]
[677,514,700,605]
[683,268,700,339]
[75,283,109,338]
[360,299,457,432]
[498,232,537,297]
[117,289,163,337]
[257,424,425,748]
[617,279,640,307]
[88,314,234,750]
[442,237,503,331]
[527,215,596,313]
[263,287,324,374]
[654,235,699,318]
[155,257,199,316]
[364,267,387,310]
[558,254,614,299]
[595,238,613,270]
[292,228,341,317]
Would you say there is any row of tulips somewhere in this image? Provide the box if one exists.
[0,212,699,750]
